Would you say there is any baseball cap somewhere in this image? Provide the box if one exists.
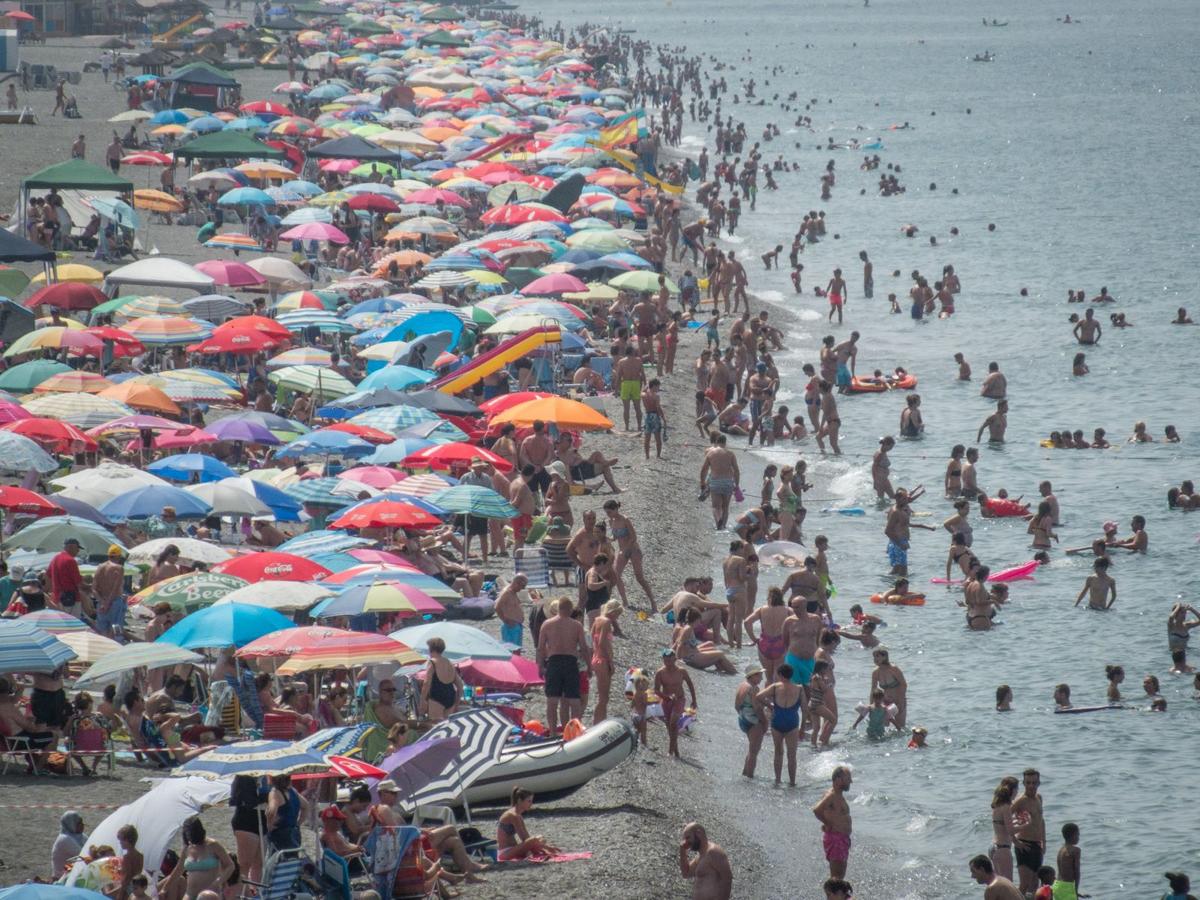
[64,538,80,547]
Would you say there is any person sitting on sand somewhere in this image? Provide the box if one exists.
[673,608,737,673]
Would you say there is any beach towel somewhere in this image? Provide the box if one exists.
[500,851,592,864]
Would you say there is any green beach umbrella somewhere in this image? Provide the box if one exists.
[269,364,356,400]
[0,359,72,392]
[91,294,144,316]
[609,270,679,294]
[426,484,518,519]
[0,268,31,297]
[10,515,122,557]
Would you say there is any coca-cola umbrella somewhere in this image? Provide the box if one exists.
[213,551,334,583]
[0,485,64,518]
[329,500,442,530]
[188,328,282,355]
[402,442,513,472]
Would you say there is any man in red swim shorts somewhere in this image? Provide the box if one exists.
[813,765,854,878]
[826,267,847,325]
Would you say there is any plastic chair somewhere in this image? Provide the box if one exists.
[67,718,115,776]
[238,848,305,900]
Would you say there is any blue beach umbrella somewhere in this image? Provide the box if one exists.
[187,115,226,133]
[147,453,238,483]
[426,484,518,519]
[0,887,109,900]
[277,529,373,556]
[357,365,435,391]
[173,739,329,778]
[150,109,190,125]
[389,621,512,660]
[0,430,59,473]
[100,484,213,521]
[219,476,304,522]
[276,430,375,459]
[156,602,294,649]
[362,437,443,464]
[283,476,363,508]
[0,620,77,673]
[218,187,275,206]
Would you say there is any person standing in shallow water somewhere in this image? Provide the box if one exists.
[813,766,854,879]
[827,267,847,324]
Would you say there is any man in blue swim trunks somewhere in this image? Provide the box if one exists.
[783,599,824,732]
[833,331,859,394]
[885,488,936,576]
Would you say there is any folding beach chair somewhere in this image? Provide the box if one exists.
[239,848,305,900]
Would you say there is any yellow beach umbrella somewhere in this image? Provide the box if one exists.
[30,263,104,286]
[133,189,184,213]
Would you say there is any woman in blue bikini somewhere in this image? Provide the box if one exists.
[756,664,804,786]
[733,663,767,778]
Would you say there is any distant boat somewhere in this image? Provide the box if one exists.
[972,52,996,62]
[982,19,1008,26]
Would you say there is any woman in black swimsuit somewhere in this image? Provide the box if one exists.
[420,637,462,721]
[899,394,924,438]
[945,444,965,497]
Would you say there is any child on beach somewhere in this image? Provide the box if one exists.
[629,673,650,747]
[704,313,721,350]
[807,660,836,747]
[1034,866,1056,900]
[852,688,898,740]
[1054,822,1082,900]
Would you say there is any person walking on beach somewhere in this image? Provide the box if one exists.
[655,648,698,759]
[1011,768,1046,896]
[678,823,732,900]
[813,766,854,879]
[827,268,847,324]
[616,346,646,432]
[699,432,740,529]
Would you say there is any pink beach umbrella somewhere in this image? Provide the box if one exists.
[195,259,268,288]
[0,401,33,425]
[404,188,469,208]
[279,222,350,243]
[457,653,544,691]
[520,273,587,296]
[338,466,406,489]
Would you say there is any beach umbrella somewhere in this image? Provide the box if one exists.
[98,383,182,416]
[0,886,108,900]
[194,259,268,288]
[110,295,187,319]
[357,365,435,391]
[311,580,444,619]
[130,571,248,613]
[329,500,442,530]
[322,565,459,600]
[0,620,77,673]
[185,482,273,518]
[183,294,251,320]
[205,417,283,445]
[476,391,553,415]
[218,187,275,207]
[266,347,332,368]
[173,740,330,779]
[9,515,118,556]
[188,327,281,355]
[215,476,303,522]
[122,316,214,345]
[389,621,512,661]
[609,269,678,293]
[146,453,238,483]
[237,625,355,659]
[23,282,106,311]
[5,327,104,359]
[0,485,63,517]
[51,461,166,506]
[404,442,513,473]
[277,631,423,674]
[213,551,333,584]
[21,394,132,429]
[3,417,97,453]
[57,631,123,664]
[276,430,375,459]
[19,609,90,634]
[157,601,293,649]
[457,653,544,691]
[100,484,212,521]
[215,581,333,612]
[0,400,30,424]
[520,272,587,295]
[336,466,405,490]
[282,477,369,508]
[127,538,235,567]
[86,413,189,438]
[425,484,517,519]
[489,396,613,431]
[269,365,356,400]
[0,359,72,392]
[74,643,204,689]
[247,257,312,291]
[277,530,372,556]
[279,222,350,243]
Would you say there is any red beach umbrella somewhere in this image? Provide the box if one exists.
[403,441,513,472]
[0,485,64,517]
[329,500,443,530]
[213,552,333,583]
[24,282,107,311]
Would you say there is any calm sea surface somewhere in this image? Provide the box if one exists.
[534,0,1200,894]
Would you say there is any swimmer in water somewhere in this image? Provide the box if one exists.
[1074,557,1116,610]
[1171,307,1194,324]
[995,684,1013,711]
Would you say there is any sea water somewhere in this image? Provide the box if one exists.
[534,0,1200,893]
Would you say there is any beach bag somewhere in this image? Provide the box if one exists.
[513,547,549,588]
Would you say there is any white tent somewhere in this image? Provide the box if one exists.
[104,257,216,293]
[64,775,232,881]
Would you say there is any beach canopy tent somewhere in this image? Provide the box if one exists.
[418,29,468,48]
[0,229,57,263]
[173,131,289,162]
[0,298,37,347]
[20,160,133,235]
[308,134,404,161]
[104,257,216,294]
[166,63,241,112]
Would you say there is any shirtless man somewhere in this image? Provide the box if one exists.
[1114,514,1148,552]
[826,268,847,324]
[554,433,621,494]
[708,350,733,407]
[698,433,740,529]
[566,510,598,605]
[782,599,823,734]
[494,574,527,648]
[1074,557,1116,609]
[572,359,607,392]
[508,466,537,548]
[722,542,749,649]
[536,597,589,735]
[976,400,1008,444]
[962,448,982,499]
[632,292,658,363]
[812,766,853,879]
[655,649,698,758]
[955,352,972,380]
[744,363,775,445]
[1010,769,1046,896]
[969,855,1024,900]
[642,378,667,459]
[782,557,824,608]
[1073,307,1102,344]
[518,420,554,498]
[833,332,859,394]
[885,488,936,576]
[679,823,732,900]
[492,423,519,469]
[729,252,750,314]
[671,577,728,645]
[1038,481,1060,525]
[980,362,1007,399]
[615,346,646,431]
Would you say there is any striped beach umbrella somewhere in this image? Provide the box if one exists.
[173,740,330,779]
[426,484,518,519]
[19,609,90,634]
[277,529,373,556]
[122,316,214,345]
[111,295,188,320]
[23,394,134,429]
[269,365,356,400]
[402,708,515,809]
[347,405,441,434]
[282,477,368,508]
[300,724,373,758]
[277,632,423,674]
[74,643,204,689]
[311,580,444,618]
[0,620,77,674]
[57,631,122,664]
[215,581,334,612]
